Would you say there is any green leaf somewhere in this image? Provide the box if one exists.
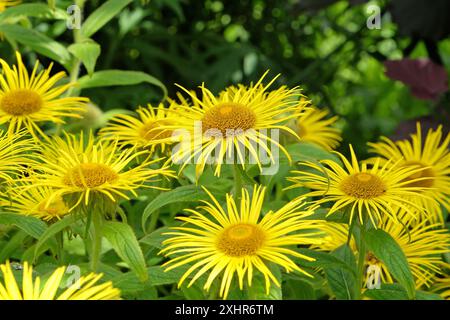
[47,0,55,9]
[364,283,409,300]
[77,70,167,97]
[284,142,341,164]
[81,0,133,38]
[415,290,444,300]
[245,265,282,300]
[68,40,101,75]
[141,185,208,231]
[364,229,416,299]
[181,284,208,300]
[323,244,358,300]
[0,24,71,68]
[111,265,188,293]
[283,279,316,300]
[34,215,80,260]
[140,226,172,249]
[103,221,147,282]
[0,230,28,262]
[0,3,68,21]
[295,248,357,276]
[0,213,47,239]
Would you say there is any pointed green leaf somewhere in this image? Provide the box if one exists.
[81,0,133,38]
[77,70,167,97]
[364,229,416,299]
[0,24,71,68]
[0,3,68,21]
[364,283,409,300]
[0,213,47,239]
[68,40,101,75]
[103,221,147,282]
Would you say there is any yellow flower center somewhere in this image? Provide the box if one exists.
[402,161,435,188]
[217,223,265,257]
[202,102,256,136]
[340,172,386,199]
[38,196,69,218]
[0,89,43,115]
[64,163,119,188]
[139,121,172,141]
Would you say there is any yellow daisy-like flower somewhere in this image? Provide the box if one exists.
[161,72,305,178]
[160,185,325,299]
[295,104,342,151]
[99,103,177,152]
[0,0,20,12]
[368,123,450,224]
[2,185,70,221]
[29,131,174,210]
[0,130,36,184]
[0,261,120,300]
[287,144,431,226]
[314,213,450,289]
[0,52,88,138]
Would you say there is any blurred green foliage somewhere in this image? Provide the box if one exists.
[1,0,449,155]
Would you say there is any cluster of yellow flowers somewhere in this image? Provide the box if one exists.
[0,52,448,300]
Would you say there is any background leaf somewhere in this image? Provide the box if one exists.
[77,70,167,97]
[81,0,133,38]
[0,3,67,21]
[0,25,71,68]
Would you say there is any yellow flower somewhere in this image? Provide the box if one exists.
[0,0,20,12]
[28,131,174,210]
[99,103,177,152]
[432,276,450,300]
[0,52,88,139]
[2,185,70,221]
[295,104,342,151]
[314,213,450,289]
[160,185,325,299]
[0,261,120,300]
[161,71,305,178]
[368,123,450,224]
[0,130,36,184]
[288,144,431,226]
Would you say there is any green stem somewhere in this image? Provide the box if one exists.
[66,0,85,98]
[56,231,65,265]
[90,210,103,272]
[233,165,243,200]
[356,216,368,299]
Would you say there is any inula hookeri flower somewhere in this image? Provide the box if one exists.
[0,52,88,138]
[160,185,325,299]
[0,261,120,300]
